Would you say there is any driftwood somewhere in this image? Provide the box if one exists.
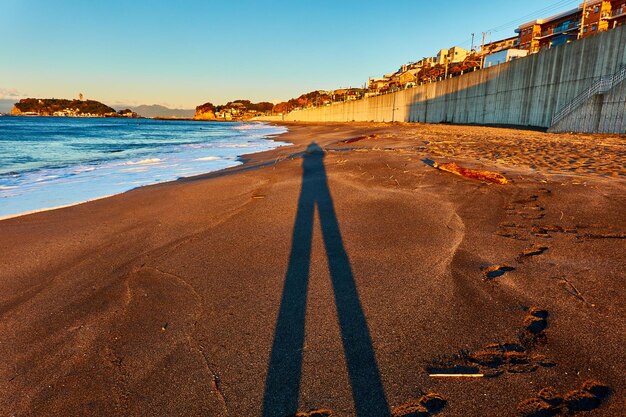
[434,161,508,184]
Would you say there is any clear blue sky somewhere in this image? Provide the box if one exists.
[0,0,582,108]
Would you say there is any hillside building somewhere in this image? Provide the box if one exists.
[481,36,519,55]
[516,1,626,53]
[483,49,529,68]
[436,46,470,65]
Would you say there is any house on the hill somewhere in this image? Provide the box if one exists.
[481,36,519,55]
[516,0,626,54]
[436,46,470,65]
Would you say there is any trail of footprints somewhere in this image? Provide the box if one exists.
[425,307,554,379]
[496,188,625,242]
[490,189,611,415]
[287,188,613,416]
[518,380,611,416]
[484,190,554,281]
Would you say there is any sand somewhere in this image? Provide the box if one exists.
[0,122,624,416]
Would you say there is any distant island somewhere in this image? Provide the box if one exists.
[11,98,138,118]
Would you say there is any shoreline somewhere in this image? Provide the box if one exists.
[0,193,117,222]
[0,120,290,221]
[0,121,623,416]
[2,120,623,222]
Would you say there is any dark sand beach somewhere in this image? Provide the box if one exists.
[0,122,624,416]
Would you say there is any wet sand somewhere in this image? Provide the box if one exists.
[0,122,624,416]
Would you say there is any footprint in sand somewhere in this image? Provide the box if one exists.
[392,393,447,417]
[520,212,546,220]
[496,224,529,241]
[426,307,554,378]
[513,195,539,205]
[498,193,551,240]
[517,380,611,416]
[517,244,549,262]
[531,225,566,238]
[523,307,548,334]
[482,264,516,279]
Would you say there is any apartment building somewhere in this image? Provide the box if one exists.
[587,0,626,29]
[481,36,519,55]
[516,8,580,53]
[436,46,470,65]
[516,1,626,53]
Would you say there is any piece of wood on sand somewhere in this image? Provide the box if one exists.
[430,161,508,184]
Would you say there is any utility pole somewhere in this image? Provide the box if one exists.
[471,33,475,51]
[579,0,588,39]
[480,32,488,68]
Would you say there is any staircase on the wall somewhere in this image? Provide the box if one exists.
[551,65,626,127]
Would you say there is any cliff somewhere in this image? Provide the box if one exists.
[194,102,216,120]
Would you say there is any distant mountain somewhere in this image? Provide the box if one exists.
[116,104,195,118]
[0,99,17,114]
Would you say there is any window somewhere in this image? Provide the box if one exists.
[595,6,600,13]
[584,27,588,32]
[592,24,597,30]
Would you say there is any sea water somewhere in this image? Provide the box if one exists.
[0,117,288,218]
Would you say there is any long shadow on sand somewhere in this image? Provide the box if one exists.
[262,143,389,417]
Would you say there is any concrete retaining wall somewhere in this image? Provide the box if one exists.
[285,26,626,133]
[549,78,626,133]
[253,115,284,122]
[598,79,626,133]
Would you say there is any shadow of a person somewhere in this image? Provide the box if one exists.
[262,143,389,417]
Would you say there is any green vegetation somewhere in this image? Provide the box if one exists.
[273,89,367,113]
[196,102,215,113]
[220,100,274,113]
[14,98,117,115]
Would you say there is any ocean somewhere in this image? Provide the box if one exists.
[0,117,288,219]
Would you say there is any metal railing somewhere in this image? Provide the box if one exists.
[551,64,626,125]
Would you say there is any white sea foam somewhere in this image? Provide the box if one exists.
[72,166,96,174]
[125,158,162,165]
[0,120,289,219]
[194,156,222,161]
[34,175,60,181]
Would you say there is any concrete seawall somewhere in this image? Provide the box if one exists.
[285,26,626,133]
